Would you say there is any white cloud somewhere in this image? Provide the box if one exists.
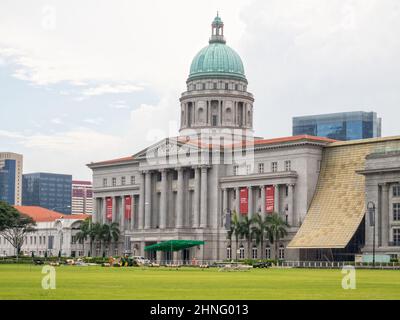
[110,100,129,109]
[83,117,104,125]
[50,118,63,125]
[81,83,143,96]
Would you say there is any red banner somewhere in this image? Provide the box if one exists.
[124,195,132,220]
[265,185,275,213]
[240,188,248,215]
[106,197,113,221]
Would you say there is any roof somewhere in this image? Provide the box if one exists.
[89,135,336,167]
[288,135,400,249]
[144,240,205,252]
[14,206,90,222]
[189,43,246,82]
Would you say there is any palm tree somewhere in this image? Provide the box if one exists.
[266,213,289,260]
[101,222,120,256]
[231,212,241,260]
[251,213,270,260]
[239,215,254,259]
[89,222,102,257]
[75,218,90,256]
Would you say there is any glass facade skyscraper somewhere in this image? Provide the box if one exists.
[0,152,23,205]
[292,111,382,141]
[22,173,72,214]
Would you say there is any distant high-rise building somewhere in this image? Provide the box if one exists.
[0,152,23,205]
[22,173,72,214]
[292,111,382,141]
[71,180,93,215]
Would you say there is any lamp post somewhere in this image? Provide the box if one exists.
[367,201,376,268]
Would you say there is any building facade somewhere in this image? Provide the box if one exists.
[88,16,334,263]
[22,173,72,214]
[0,206,89,257]
[359,148,400,258]
[0,152,23,205]
[293,111,382,141]
[72,180,93,215]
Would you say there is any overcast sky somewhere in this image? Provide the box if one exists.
[1,0,399,180]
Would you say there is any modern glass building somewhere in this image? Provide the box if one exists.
[0,152,23,205]
[292,111,382,141]
[22,173,72,214]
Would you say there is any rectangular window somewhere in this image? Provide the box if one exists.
[131,176,135,185]
[394,185,400,197]
[227,247,231,260]
[212,115,218,126]
[246,165,252,175]
[112,178,117,187]
[239,247,245,259]
[285,160,291,171]
[271,162,278,173]
[103,178,107,187]
[258,163,264,173]
[279,246,285,260]
[252,247,258,259]
[266,247,271,259]
[317,160,322,173]
[121,177,126,186]
[393,229,400,244]
[233,165,239,176]
[393,203,400,221]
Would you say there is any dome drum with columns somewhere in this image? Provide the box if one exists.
[179,15,254,136]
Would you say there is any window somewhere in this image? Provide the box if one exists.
[212,115,218,126]
[279,245,285,260]
[394,185,400,197]
[112,178,117,187]
[246,165,252,175]
[233,165,239,176]
[131,176,135,185]
[121,176,126,186]
[285,160,291,171]
[258,163,264,173]
[103,178,107,187]
[271,162,278,172]
[393,203,400,221]
[225,83,229,90]
[265,246,271,259]
[227,247,232,260]
[239,246,245,259]
[393,229,400,244]
[317,160,322,173]
[213,82,217,89]
[252,247,258,259]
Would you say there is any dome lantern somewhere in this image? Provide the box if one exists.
[210,12,226,44]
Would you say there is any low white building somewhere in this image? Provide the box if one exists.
[0,206,90,257]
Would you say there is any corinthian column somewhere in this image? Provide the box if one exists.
[200,166,208,228]
[176,168,184,228]
[144,171,152,229]
[138,173,145,230]
[193,167,201,228]
[159,169,168,230]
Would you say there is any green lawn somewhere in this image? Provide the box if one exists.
[0,264,399,300]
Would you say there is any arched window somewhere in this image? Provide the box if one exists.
[225,107,232,122]
[265,246,271,259]
[239,245,245,259]
[252,246,258,259]
[279,245,285,260]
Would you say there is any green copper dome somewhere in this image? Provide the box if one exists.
[188,15,246,82]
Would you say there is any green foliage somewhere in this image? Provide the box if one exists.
[0,201,36,256]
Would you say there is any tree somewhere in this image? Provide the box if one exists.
[266,213,289,260]
[75,218,90,256]
[251,213,270,260]
[101,222,120,256]
[239,215,254,259]
[0,201,36,259]
[89,222,102,256]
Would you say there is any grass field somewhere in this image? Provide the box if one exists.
[0,264,400,300]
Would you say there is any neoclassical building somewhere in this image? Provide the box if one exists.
[88,15,400,262]
[88,16,334,262]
